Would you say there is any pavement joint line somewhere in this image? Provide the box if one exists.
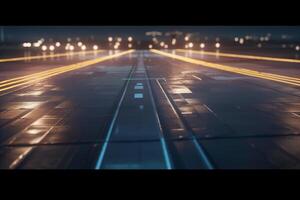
[2,128,300,148]
[0,137,203,148]
[241,79,300,98]
[8,106,67,169]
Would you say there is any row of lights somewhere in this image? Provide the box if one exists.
[234,35,300,51]
[281,44,300,51]
[149,42,219,49]
[23,41,99,52]
[23,36,300,51]
[234,35,271,43]
[184,42,220,49]
[108,36,134,49]
[108,36,133,42]
[23,38,45,48]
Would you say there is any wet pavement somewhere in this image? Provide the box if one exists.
[0,49,300,169]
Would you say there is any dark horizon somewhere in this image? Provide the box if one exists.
[1,26,300,42]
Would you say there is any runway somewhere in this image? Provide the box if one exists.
[1,49,300,169]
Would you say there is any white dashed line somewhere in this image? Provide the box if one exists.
[134,85,144,89]
[134,93,143,99]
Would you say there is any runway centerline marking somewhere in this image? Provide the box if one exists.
[134,93,144,99]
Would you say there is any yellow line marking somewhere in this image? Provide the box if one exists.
[151,49,300,87]
[0,50,134,92]
[0,50,103,63]
[177,49,300,64]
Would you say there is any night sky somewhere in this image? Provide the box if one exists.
[2,26,300,42]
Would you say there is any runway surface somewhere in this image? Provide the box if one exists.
[1,49,300,169]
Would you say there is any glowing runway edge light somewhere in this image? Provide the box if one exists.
[0,50,134,93]
[150,49,300,87]
[0,50,104,63]
[177,49,300,64]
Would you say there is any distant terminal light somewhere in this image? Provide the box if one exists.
[282,44,287,48]
[152,37,158,43]
[108,37,113,42]
[296,45,300,51]
[55,42,61,47]
[77,42,83,47]
[81,45,86,51]
[148,44,153,49]
[69,45,74,51]
[171,38,176,45]
[239,38,244,44]
[188,42,193,48]
[184,36,189,41]
[117,37,122,42]
[33,42,41,47]
[200,43,205,49]
[65,44,70,50]
[22,42,32,48]
[245,35,251,40]
[160,42,165,47]
[215,42,221,49]
[185,44,188,49]
[41,45,47,51]
[49,45,55,51]
[234,37,239,42]
[93,45,98,50]
[128,43,132,48]
[257,43,262,48]
[260,37,265,42]
[164,44,168,49]
[128,36,133,42]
